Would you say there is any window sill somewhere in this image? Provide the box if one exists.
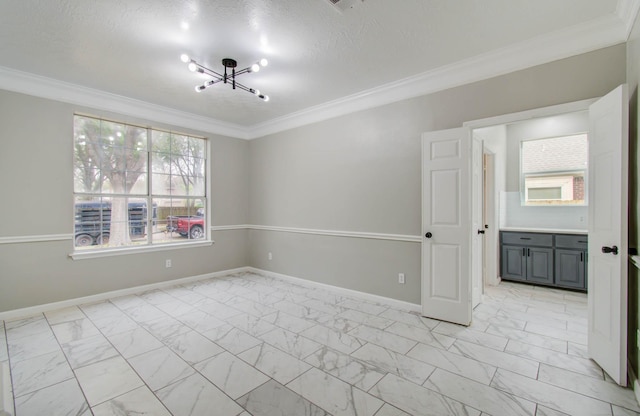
[69,240,214,260]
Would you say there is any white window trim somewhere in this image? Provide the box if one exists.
[69,240,214,260]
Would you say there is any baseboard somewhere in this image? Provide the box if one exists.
[249,267,421,313]
[0,266,251,321]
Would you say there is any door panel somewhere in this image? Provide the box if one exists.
[422,127,472,325]
[587,84,628,386]
[526,247,554,285]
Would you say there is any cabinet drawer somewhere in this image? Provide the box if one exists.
[501,232,552,247]
[555,234,588,250]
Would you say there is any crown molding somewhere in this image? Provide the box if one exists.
[0,4,632,141]
[0,66,249,139]
[247,12,628,138]
[617,0,640,40]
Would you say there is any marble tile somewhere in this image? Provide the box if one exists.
[567,341,589,359]
[231,300,278,318]
[202,324,262,354]
[351,343,435,385]
[490,368,612,416]
[301,324,366,354]
[347,325,417,354]
[537,364,640,412]
[73,355,144,407]
[238,379,329,416]
[407,342,496,385]
[128,346,195,391]
[155,299,197,316]
[319,317,362,333]
[225,313,278,337]
[378,309,440,330]
[91,313,139,337]
[472,310,527,330]
[61,334,119,369]
[110,294,147,311]
[107,327,164,359]
[138,289,176,305]
[194,351,269,399]
[121,303,168,323]
[5,315,48,336]
[79,301,123,321]
[336,309,394,330]
[385,321,455,350]
[494,309,568,331]
[287,367,383,416]
[259,327,323,359]
[196,299,244,320]
[339,299,389,316]
[156,373,244,416]
[301,298,348,316]
[139,316,191,342]
[238,343,312,385]
[370,373,480,416]
[505,340,603,379]
[304,346,385,391]
[175,309,226,333]
[164,329,225,365]
[91,386,171,416]
[448,339,539,379]
[14,378,89,416]
[272,300,333,324]
[424,369,535,416]
[535,406,571,416]
[613,406,640,416]
[11,350,74,397]
[261,310,316,333]
[433,322,508,351]
[7,329,60,363]
[52,318,101,344]
[373,403,413,416]
[44,306,86,325]
[525,322,588,345]
[486,324,568,353]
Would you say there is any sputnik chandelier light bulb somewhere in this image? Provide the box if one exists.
[180,54,270,101]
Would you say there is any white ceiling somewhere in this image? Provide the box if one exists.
[0,0,636,138]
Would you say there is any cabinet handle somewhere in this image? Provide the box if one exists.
[528,248,531,257]
[578,240,587,243]
[580,252,583,262]
[520,237,532,240]
[522,248,526,256]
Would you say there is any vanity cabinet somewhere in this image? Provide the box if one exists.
[500,231,587,291]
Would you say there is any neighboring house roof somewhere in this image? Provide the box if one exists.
[522,134,588,174]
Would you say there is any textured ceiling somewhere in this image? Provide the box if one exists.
[0,0,627,128]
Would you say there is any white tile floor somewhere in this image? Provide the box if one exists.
[0,271,638,416]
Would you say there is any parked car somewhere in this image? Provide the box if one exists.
[74,201,156,246]
[166,208,205,239]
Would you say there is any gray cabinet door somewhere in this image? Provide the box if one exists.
[526,247,554,285]
[555,249,586,289]
[501,245,526,281]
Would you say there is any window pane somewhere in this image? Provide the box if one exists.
[521,134,587,206]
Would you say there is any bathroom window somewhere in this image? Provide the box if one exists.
[520,133,588,206]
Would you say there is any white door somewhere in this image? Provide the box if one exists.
[472,137,484,308]
[588,84,628,386]
[422,127,472,325]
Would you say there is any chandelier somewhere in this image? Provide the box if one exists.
[180,54,269,101]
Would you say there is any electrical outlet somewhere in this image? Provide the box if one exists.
[398,273,405,284]
[268,252,273,261]
[165,259,172,268]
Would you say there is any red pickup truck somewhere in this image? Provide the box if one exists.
[166,208,205,239]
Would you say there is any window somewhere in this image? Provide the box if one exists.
[520,133,588,206]
[73,115,207,250]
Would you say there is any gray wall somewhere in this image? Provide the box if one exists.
[0,90,250,312]
[248,44,626,305]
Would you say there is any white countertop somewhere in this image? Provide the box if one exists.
[500,227,587,235]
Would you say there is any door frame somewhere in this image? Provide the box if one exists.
[463,98,598,289]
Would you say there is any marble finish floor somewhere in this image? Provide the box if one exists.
[0,272,638,416]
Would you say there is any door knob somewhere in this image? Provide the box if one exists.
[601,245,619,255]
[477,230,485,235]
[425,232,433,239]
